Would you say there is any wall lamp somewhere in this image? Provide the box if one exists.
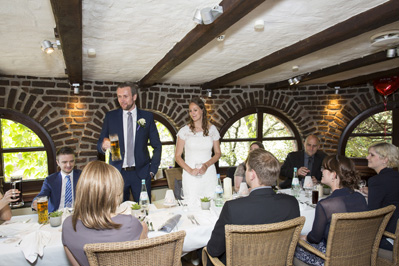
[207,89,212,98]
[193,6,223,25]
[41,40,61,54]
[72,83,80,94]
[288,76,302,86]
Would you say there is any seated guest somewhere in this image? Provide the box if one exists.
[62,161,147,266]
[294,155,368,266]
[206,149,300,265]
[0,189,20,221]
[32,147,81,212]
[233,141,264,193]
[364,142,399,251]
[279,135,327,189]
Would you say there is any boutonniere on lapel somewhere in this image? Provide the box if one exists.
[137,118,146,131]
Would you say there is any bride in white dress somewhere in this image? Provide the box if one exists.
[175,97,221,204]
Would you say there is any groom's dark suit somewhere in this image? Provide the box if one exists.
[206,187,300,264]
[97,108,161,201]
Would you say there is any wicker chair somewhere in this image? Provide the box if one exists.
[84,230,186,266]
[294,205,396,266]
[164,168,183,190]
[377,219,399,266]
[202,216,305,266]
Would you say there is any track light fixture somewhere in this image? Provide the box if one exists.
[193,6,223,25]
[288,76,302,86]
[41,40,61,54]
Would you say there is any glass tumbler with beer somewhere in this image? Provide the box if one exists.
[37,196,49,224]
[109,134,122,161]
[312,185,319,205]
[10,176,24,208]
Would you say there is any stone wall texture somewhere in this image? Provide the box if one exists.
[0,75,398,170]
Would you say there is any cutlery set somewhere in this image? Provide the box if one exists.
[187,215,200,225]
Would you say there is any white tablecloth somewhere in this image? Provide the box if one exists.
[0,192,315,265]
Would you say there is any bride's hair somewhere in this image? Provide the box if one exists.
[188,97,209,136]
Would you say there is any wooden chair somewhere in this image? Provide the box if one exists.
[377,219,399,266]
[84,230,186,266]
[202,216,305,266]
[294,205,396,266]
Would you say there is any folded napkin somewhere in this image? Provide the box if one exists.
[159,214,181,233]
[20,230,51,263]
[0,222,38,237]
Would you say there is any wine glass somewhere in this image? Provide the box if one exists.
[195,163,203,177]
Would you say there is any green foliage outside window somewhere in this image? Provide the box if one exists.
[220,113,297,166]
[148,121,175,168]
[345,111,392,158]
[1,119,48,181]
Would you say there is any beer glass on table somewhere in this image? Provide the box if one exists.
[9,176,24,208]
[109,134,122,161]
[37,196,48,224]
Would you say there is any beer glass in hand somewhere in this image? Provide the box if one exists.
[109,134,122,161]
[10,177,23,208]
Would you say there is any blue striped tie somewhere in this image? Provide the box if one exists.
[65,175,72,207]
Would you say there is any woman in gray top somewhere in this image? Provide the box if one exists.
[62,161,147,266]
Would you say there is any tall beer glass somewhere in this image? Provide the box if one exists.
[37,196,48,224]
[10,176,24,208]
[109,134,122,161]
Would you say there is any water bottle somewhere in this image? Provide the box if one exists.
[215,174,224,207]
[139,179,149,211]
[291,167,301,198]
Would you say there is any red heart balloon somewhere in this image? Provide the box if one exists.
[373,76,399,97]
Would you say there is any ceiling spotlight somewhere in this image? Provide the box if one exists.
[193,5,223,25]
[254,20,264,30]
[207,89,212,98]
[41,40,60,54]
[387,48,396,58]
[288,78,294,86]
[293,76,301,84]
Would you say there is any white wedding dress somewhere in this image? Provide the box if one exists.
[177,125,220,204]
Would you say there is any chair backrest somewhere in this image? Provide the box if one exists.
[225,216,305,266]
[377,218,399,266]
[164,168,183,190]
[84,230,186,266]
[324,205,396,266]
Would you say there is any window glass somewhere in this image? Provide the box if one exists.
[345,110,392,158]
[1,119,48,181]
[148,121,175,168]
[220,112,298,166]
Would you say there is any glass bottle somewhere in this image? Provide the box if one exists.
[291,167,301,198]
[139,179,149,212]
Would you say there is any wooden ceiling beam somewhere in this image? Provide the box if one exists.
[49,0,82,85]
[139,0,267,87]
[202,1,399,89]
[328,67,399,88]
[264,51,395,90]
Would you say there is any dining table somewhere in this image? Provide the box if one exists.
[0,188,317,265]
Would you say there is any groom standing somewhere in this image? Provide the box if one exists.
[97,82,162,202]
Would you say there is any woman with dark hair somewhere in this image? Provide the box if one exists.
[364,142,399,251]
[294,155,368,266]
[62,161,147,266]
[233,141,265,193]
[175,97,221,203]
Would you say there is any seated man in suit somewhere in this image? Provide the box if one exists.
[32,147,81,213]
[205,149,300,265]
[279,135,327,189]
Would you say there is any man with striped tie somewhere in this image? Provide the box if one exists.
[32,147,81,213]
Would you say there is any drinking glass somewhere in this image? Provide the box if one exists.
[195,163,203,177]
[37,196,48,224]
[358,180,366,189]
[181,188,188,212]
[109,134,122,161]
[303,176,313,198]
[9,177,24,208]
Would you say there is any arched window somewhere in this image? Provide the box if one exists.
[0,109,56,181]
[339,103,399,158]
[219,107,302,166]
[149,113,177,168]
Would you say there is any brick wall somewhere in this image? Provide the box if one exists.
[0,75,397,170]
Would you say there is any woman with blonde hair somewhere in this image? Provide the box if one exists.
[365,142,399,251]
[62,161,147,266]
